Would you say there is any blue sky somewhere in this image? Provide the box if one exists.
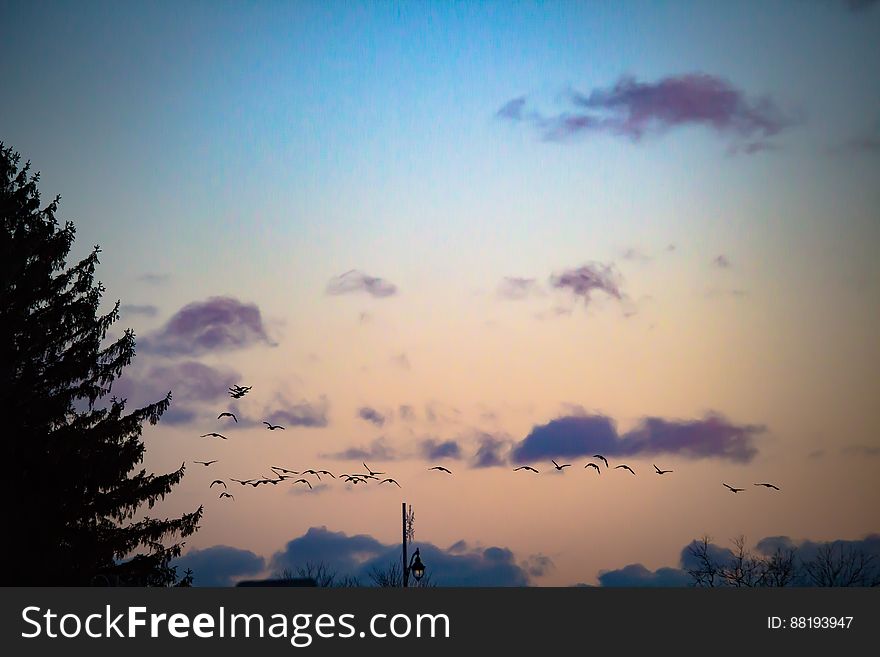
[2,0,878,585]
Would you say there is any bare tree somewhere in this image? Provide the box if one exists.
[802,542,880,587]
[718,536,765,587]
[686,536,721,587]
[368,560,403,587]
[278,562,362,587]
[759,546,798,587]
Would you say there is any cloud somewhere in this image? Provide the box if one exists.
[522,554,555,578]
[174,546,266,587]
[322,437,397,461]
[754,535,880,566]
[621,248,652,263]
[420,438,463,460]
[357,406,386,427]
[713,254,732,269]
[269,527,531,586]
[265,397,330,428]
[398,404,416,421]
[326,270,398,298]
[550,263,622,305]
[598,563,691,587]
[841,444,880,457]
[140,296,273,356]
[137,272,169,285]
[120,304,158,317]
[472,432,512,468]
[499,73,793,152]
[112,360,240,426]
[497,277,540,300]
[511,412,765,464]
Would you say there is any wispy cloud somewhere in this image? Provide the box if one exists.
[137,272,169,285]
[550,263,622,305]
[713,254,732,269]
[120,303,158,317]
[511,412,765,464]
[498,73,793,152]
[265,396,330,428]
[140,296,274,357]
[472,432,512,468]
[420,438,463,461]
[326,270,398,298]
[497,277,540,300]
[322,437,397,461]
[357,406,386,427]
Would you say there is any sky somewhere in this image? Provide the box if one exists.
[2,0,879,586]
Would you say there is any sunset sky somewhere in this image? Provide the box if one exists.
[2,0,878,586]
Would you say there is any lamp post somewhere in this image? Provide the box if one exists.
[401,502,427,587]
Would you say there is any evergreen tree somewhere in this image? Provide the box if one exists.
[0,144,202,585]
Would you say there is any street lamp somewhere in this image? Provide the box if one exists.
[409,548,425,583]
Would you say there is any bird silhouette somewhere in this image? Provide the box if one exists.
[263,422,285,430]
[301,469,322,480]
[593,454,609,468]
[270,466,299,475]
[209,480,226,488]
[219,492,234,500]
[292,478,313,489]
[551,460,571,471]
[316,470,335,478]
[193,460,218,466]
[217,412,237,422]
[654,464,673,475]
[513,466,539,473]
[200,433,227,440]
[380,478,401,487]
[230,478,253,486]
[723,483,745,493]
[585,463,601,473]
[363,462,385,476]
[228,385,252,399]
[615,464,636,475]
[342,475,364,484]
[429,466,452,474]
[754,483,780,490]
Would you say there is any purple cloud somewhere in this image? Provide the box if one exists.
[497,276,540,300]
[713,254,732,269]
[322,438,397,461]
[174,546,265,587]
[499,73,793,152]
[550,263,622,305]
[472,432,511,468]
[598,563,691,587]
[140,296,273,356]
[511,412,765,464]
[268,526,531,586]
[398,404,416,421]
[420,438,463,460]
[357,406,386,427]
[265,397,329,428]
[112,360,240,425]
[326,270,398,298]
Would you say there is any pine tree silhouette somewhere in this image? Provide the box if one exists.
[0,144,202,585]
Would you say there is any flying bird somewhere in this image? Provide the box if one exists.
[228,385,252,399]
[316,470,336,478]
[262,422,285,430]
[193,460,218,466]
[200,433,227,440]
[209,480,226,488]
[723,483,745,493]
[585,463,601,473]
[429,466,452,474]
[301,469,322,480]
[292,478,313,489]
[363,462,385,477]
[754,483,780,491]
[654,464,673,475]
[380,478,401,487]
[217,412,237,422]
[230,478,253,486]
[271,466,299,475]
[551,460,571,471]
[615,464,636,475]
[219,492,234,500]
[513,466,539,473]
[593,454,609,469]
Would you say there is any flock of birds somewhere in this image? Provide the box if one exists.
[193,385,781,501]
